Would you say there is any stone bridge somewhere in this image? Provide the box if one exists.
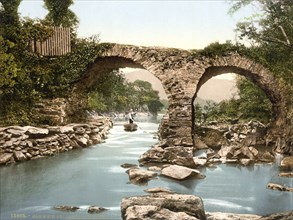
[66,43,290,151]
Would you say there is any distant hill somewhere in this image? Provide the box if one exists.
[197,78,237,103]
[123,69,238,102]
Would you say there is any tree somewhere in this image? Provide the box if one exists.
[87,70,137,112]
[0,0,22,42]
[132,80,164,116]
[236,76,272,122]
[44,0,78,29]
[228,0,293,123]
[0,36,20,90]
[229,0,293,85]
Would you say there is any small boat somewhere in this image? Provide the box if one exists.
[124,123,138,132]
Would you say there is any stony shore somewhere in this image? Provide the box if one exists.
[0,116,113,165]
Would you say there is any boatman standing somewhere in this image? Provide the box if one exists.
[128,109,135,124]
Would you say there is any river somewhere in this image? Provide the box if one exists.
[0,121,292,220]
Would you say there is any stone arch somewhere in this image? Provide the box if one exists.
[192,55,285,128]
[65,43,289,152]
[69,44,182,122]
[190,55,290,154]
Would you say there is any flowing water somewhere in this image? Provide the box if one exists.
[0,122,292,220]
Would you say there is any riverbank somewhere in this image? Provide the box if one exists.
[0,116,112,165]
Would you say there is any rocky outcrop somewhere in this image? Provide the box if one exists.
[0,117,112,165]
[121,192,206,220]
[196,120,267,150]
[139,143,196,168]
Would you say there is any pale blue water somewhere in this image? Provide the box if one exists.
[0,122,292,220]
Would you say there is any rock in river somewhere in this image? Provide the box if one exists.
[53,205,80,212]
[161,164,203,180]
[88,206,108,214]
[121,193,206,220]
[125,205,199,220]
[126,168,157,185]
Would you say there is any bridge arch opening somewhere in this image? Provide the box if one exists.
[71,56,170,122]
[191,65,282,150]
[193,72,273,124]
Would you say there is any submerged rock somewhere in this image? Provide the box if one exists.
[121,163,138,169]
[88,206,108,214]
[54,205,80,212]
[144,187,174,194]
[267,183,293,192]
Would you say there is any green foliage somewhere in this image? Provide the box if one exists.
[0,0,21,26]
[236,76,272,122]
[44,0,78,29]
[0,1,101,125]
[195,41,244,57]
[0,36,20,89]
[87,74,164,115]
[204,76,272,124]
[132,80,163,115]
[229,0,293,123]
[47,35,102,97]
[87,71,136,112]
[0,0,22,43]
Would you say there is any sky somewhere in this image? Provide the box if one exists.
[18,0,256,50]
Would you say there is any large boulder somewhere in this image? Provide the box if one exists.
[139,145,196,168]
[202,129,228,150]
[121,193,206,220]
[124,205,199,220]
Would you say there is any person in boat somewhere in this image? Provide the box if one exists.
[128,109,135,124]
